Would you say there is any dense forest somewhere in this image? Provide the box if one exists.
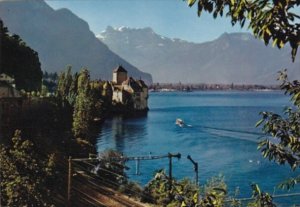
[0,20,42,91]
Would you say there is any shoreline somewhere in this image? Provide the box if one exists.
[149,88,281,92]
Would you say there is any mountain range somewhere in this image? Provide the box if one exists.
[0,0,152,83]
[1,0,299,85]
[98,26,300,84]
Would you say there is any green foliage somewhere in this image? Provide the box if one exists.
[277,175,300,190]
[142,172,279,207]
[41,84,49,97]
[57,65,78,106]
[199,175,227,207]
[0,130,56,206]
[0,20,42,91]
[142,169,199,206]
[256,70,300,189]
[186,0,300,61]
[142,170,171,205]
[70,68,109,138]
[90,80,106,120]
[56,67,108,139]
[72,68,93,138]
[247,184,276,207]
[228,187,242,207]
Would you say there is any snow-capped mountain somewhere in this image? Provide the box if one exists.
[98,26,300,84]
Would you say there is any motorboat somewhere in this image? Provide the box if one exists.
[176,118,185,127]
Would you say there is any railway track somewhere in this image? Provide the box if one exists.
[71,173,147,207]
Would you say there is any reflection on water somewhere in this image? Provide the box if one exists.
[97,91,300,203]
[97,115,148,152]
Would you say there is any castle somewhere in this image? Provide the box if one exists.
[111,65,148,111]
[0,66,149,114]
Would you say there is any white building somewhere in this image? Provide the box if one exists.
[111,66,148,111]
[0,74,20,98]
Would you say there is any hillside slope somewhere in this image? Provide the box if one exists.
[98,26,299,84]
[0,1,152,83]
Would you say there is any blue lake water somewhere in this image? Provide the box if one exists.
[97,91,300,205]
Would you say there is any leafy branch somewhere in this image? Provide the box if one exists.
[187,0,300,61]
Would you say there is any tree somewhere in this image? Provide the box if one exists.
[256,70,300,189]
[57,65,75,103]
[56,66,79,107]
[72,68,93,138]
[0,20,42,91]
[0,130,56,206]
[247,184,276,207]
[68,72,79,106]
[90,80,106,120]
[199,175,228,207]
[142,169,200,206]
[41,84,49,97]
[187,0,300,61]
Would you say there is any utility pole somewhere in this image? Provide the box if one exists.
[168,153,181,191]
[187,155,199,186]
[67,156,72,207]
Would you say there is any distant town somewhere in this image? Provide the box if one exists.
[148,82,280,92]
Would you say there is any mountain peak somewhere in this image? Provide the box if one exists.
[218,32,253,41]
[99,27,299,84]
[0,0,53,11]
[0,0,152,83]
[106,26,130,32]
[98,26,161,45]
[141,27,154,33]
[103,26,154,33]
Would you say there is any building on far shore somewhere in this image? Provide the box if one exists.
[111,65,148,111]
[0,73,20,98]
[0,74,22,134]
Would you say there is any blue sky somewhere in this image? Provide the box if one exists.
[45,0,248,43]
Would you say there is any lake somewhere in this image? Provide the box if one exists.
[97,91,300,205]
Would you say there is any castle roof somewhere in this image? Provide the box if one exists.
[136,80,148,88]
[113,65,127,73]
[123,77,143,92]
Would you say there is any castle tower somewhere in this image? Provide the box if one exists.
[112,65,127,85]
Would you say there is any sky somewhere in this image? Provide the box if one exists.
[45,0,248,43]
